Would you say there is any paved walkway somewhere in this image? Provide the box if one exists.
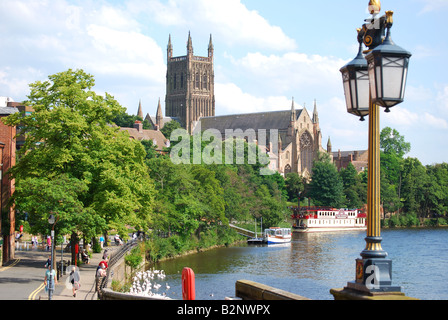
[0,245,113,300]
[52,248,107,300]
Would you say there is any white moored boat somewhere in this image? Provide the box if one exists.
[263,227,292,244]
[291,207,367,233]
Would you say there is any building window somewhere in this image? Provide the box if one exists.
[300,132,313,173]
[195,73,200,89]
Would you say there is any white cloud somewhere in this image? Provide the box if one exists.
[418,0,448,13]
[382,105,448,130]
[424,112,448,129]
[0,0,166,104]
[226,51,346,97]
[127,0,296,51]
[215,82,292,115]
[84,25,165,81]
[436,85,448,115]
[0,67,44,100]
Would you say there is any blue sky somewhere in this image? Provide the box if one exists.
[1,0,447,165]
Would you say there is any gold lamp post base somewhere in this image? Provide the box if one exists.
[330,287,418,301]
[330,257,418,300]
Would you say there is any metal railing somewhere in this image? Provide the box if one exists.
[97,239,140,297]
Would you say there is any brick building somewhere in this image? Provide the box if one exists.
[332,149,368,172]
[119,120,170,153]
[0,106,18,264]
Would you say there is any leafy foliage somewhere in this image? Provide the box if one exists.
[4,69,155,241]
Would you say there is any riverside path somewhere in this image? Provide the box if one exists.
[0,246,107,300]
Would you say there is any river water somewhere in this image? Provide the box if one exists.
[154,228,448,300]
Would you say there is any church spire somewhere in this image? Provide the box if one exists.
[208,34,214,58]
[327,136,332,153]
[313,99,319,124]
[187,31,193,56]
[290,97,296,122]
[156,98,163,130]
[137,99,143,119]
[167,34,173,60]
[288,97,296,137]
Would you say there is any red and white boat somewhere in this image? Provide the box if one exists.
[291,207,367,233]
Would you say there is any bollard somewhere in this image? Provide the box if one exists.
[182,267,195,300]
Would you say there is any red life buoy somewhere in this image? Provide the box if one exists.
[182,267,195,300]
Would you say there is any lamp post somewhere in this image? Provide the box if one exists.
[332,1,412,298]
[48,213,56,300]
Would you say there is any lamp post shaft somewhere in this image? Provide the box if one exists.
[362,96,386,259]
[347,95,401,294]
[49,229,54,300]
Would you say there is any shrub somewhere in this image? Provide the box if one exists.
[388,215,400,228]
[405,213,419,227]
[125,247,143,270]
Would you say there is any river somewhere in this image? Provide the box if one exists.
[153,228,448,300]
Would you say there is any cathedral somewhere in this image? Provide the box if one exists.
[165,32,215,134]
[145,33,329,177]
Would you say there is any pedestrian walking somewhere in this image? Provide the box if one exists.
[44,264,57,299]
[31,235,37,248]
[102,249,108,260]
[69,266,81,297]
[44,255,51,268]
[46,235,51,251]
[99,235,104,248]
[95,262,107,297]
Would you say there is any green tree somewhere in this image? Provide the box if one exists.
[141,139,158,160]
[309,155,344,207]
[401,158,428,217]
[380,127,411,158]
[379,127,410,215]
[4,69,155,250]
[112,111,152,129]
[426,163,448,216]
[339,162,363,208]
[161,120,181,140]
[285,172,305,204]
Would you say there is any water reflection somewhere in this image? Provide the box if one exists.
[153,229,448,300]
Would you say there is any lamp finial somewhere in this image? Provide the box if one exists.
[368,0,381,15]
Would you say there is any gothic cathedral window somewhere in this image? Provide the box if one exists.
[203,73,207,90]
[300,132,313,173]
[195,73,200,89]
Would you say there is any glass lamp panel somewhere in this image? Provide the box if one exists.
[375,65,383,103]
[342,71,353,113]
[382,56,405,102]
[343,80,353,112]
[356,69,370,113]
[350,79,358,110]
[401,67,408,100]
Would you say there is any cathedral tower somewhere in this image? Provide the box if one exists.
[165,33,215,133]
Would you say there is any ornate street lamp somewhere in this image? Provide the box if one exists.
[332,1,414,299]
[366,11,412,113]
[340,35,370,121]
[48,213,56,300]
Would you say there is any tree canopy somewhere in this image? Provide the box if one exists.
[4,69,155,241]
